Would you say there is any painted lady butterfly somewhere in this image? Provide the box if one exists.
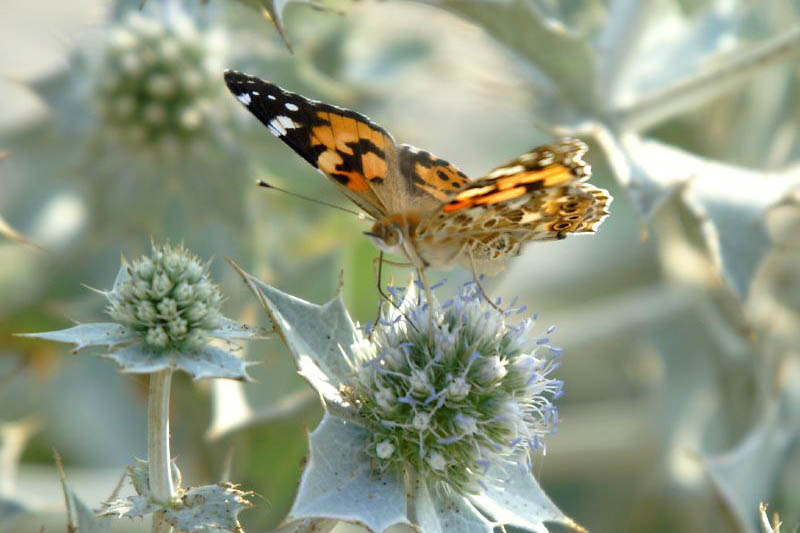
[225,70,611,284]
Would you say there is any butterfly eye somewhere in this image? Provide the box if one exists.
[389,227,404,246]
[364,225,403,251]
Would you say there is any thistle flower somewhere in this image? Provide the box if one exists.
[345,281,563,494]
[97,10,224,153]
[236,265,580,533]
[107,243,222,351]
[21,244,267,381]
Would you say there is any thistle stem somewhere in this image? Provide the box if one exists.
[615,26,800,131]
[148,369,175,505]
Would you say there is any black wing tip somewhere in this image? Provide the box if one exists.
[223,69,250,88]
[223,70,285,98]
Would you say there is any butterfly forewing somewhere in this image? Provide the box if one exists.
[224,70,393,218]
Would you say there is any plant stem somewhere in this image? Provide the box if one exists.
[148,369,175,504]
[615,26,800,131]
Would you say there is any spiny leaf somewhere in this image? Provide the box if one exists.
[705,360,800,533]
[468,451,584,533]
[56,450,112,533]
[230,260,357,413]
[102,484,253,533]
[232,0,336,53]
[18,323,139,352]
[412,479,493,533]
[208,316,273,341]
[100,343,255,381]
[590,128,690,220]
[409,0,596,108]
[100,495,158,518]
[682,159,797,299]
[128,458,182,497]
[164,483,253,533]
[287,413,409,533]
[592,128,797,297]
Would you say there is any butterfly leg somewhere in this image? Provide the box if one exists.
[370,252,418,338]
[468,249,504,313]
[417,267,435,342]
[370,252,391,339]
[379,258,415,267]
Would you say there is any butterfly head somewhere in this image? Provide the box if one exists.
[364,221,404,254]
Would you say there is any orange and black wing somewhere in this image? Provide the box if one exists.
[442,138,593,214]
[417,139,611,264]
[224,70,394,218]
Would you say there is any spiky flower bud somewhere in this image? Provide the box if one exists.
[344,281,563,494]
[97,11,224,152]
[107,244,222,351]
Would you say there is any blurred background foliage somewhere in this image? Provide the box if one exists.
[1,0,799,532]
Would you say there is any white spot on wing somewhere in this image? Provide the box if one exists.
[252,91,259,96]
[237,93,251,105]
[488,164,525,178]
[285,103,299,111]
[275,115,298,130]
[269,120,287,136]
[268,95,276,101]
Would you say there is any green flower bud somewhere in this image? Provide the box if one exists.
[146,326,169,349]
[135,301,158,323]
[173,281,193,303]
[135,257,155,280]
[168,317,188,338]
[156,298,178,319]
[184,302,207,322]
[106,243,223,351]
[151,272,171,298]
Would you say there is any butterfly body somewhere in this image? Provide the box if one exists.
[224,71,612,276]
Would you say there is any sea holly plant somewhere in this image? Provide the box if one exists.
[96,9,225,156]
[233,260,579,533]
[20,243,268,533]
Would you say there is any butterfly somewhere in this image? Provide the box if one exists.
[224,70,611,293]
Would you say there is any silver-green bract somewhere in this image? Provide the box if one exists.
[21,245,267,381]
[101,459,252,533]
[97,10,223,151]
[236,264,580,533]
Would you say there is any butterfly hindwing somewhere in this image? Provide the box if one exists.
[442,138,592,213]
[224,70,393,218]
[415,138,611,273]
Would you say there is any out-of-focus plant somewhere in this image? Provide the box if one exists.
[20,244,266,532]
[97,11,225,157]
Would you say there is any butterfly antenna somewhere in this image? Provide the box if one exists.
[256,180,372,220]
